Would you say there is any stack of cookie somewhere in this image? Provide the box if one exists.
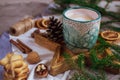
[0,53,29,80]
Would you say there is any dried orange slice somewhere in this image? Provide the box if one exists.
[36,19,43,29]
[101,30,120,41]
[41,19,49,28]
[36,19,49,29]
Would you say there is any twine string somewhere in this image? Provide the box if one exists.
[10,17,34,36]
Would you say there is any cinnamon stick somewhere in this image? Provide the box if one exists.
[10,39,25,53]
[17,39,32,53]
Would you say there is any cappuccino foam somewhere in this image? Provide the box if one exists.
[65,9,98,21]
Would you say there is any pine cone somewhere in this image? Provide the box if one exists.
[47,16,64,44]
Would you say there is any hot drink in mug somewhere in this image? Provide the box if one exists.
[63,7,101,53]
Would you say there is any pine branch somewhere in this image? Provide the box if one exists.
[89,49,120,69]
[53,0,120,20]
[89,0,101,4]
[101,20,120,26]
[108,26,120,32]
[105,0,112,8]
[110,45,120,54]
[62,52,85,70]
[77,54,85,70]
[96,36,120,61]
[104,11,120,20]
[62,52,79,69]
[90,49,100,69]
[54,0,72,5]
[88,36,120,69]
[63,39,120,80]
[78,4,120,20]
[113,52,120,61]
[101,25,120,32]
[62,52,71,59]
[95,36,110,53]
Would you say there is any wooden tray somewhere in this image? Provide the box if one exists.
[34,33,61,52]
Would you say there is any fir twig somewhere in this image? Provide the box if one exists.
[89,0,101,4]
[101,20,120,26]
[101,25,120,32]
[110,45,120,54]
[95,36,110,53]
[107,26,120,32]
[112,52,120,61]
[105,0,112,9]
[89,48,120,70]
[53,0,120,20]
[77,54,85,70]
[62,52,78,69]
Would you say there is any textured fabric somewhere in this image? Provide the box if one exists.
[0,32,12,79]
